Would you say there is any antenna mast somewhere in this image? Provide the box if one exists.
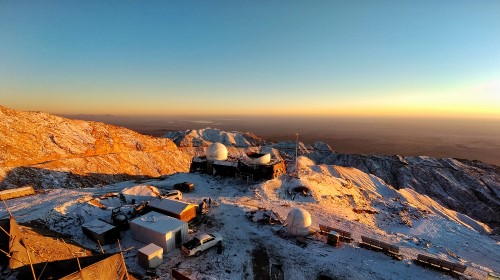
[295,133,299,178]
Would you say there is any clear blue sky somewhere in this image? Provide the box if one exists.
[1,0,499,117]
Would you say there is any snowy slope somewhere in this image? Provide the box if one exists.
[1,166,498,279]
[320,153,500,234]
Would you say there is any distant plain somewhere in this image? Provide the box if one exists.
[64,114,500,167]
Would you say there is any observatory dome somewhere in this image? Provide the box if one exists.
[206,143,228,161]
[245,153,271,165]
[286,208,312,236]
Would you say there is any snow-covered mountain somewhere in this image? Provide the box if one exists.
[165,128,269,147]
[0,106,191,189]
[165,128,333,163]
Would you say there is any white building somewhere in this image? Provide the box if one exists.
[130,211,188,253]
[286,208,312,236]
[138,243,163,269]
[206,142,228,161]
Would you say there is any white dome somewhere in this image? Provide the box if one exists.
[245,153,271,165]
[286,208,312,236]
[206,143,228,161]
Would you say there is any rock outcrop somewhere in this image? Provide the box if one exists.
[0,105,191,189]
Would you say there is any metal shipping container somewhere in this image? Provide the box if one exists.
[130,211,188,253]
[148,198,197,222]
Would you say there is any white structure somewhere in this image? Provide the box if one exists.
[138,243,163,269]
[121,185,161,204]
[0,186,35,200]
[245,153,271,165]
[206,143,228,161]
[286,208,312,236]
[130,211,188,253]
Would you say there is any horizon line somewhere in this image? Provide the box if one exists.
[3,104,500,120]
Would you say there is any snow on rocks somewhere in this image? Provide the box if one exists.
[320,152,500,235]
[121,184,161,203]
[1,167,499,279]
[165,127,269,148]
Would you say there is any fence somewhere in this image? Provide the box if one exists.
[360,236,400,254]
[318,224,353,243]
[416,254,467,274]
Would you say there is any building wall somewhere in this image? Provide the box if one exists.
[212,164,238,177]
[190,157,286,181]
[131,223,167,252]
[189,161,207,173]
[239,161,286,180]
[131,222,188,253]
[163,223,189,252]
[82,226,119,245]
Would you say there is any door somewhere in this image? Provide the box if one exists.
[175,230,182,247]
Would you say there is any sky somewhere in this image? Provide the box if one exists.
[0,0,499,118]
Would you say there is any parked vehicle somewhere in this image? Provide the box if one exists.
[161,190,182,200]
[181,233,223,257]
[174,182,195,193]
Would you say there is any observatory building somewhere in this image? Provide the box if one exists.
[286,208,312,236]
[205,142,228,161]
[190,143,285,181]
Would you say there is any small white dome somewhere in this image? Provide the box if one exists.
[206,142,228,161]
[286,208,312,236]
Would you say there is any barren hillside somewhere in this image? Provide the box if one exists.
[0,106,191,189]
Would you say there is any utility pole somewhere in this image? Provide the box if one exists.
[295,133,299,178]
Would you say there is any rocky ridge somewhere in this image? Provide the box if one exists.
[0,106,191,189]
[319,153,500,232]
[165,128,269,148]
